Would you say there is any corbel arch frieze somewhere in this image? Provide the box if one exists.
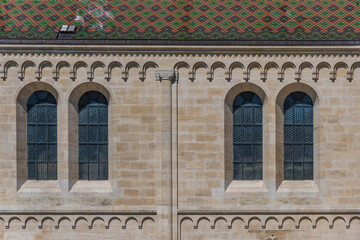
[70,61,87,81]
[189,62,208,82]
[123,61,140,81]
[1,60,18,81]
[36,61,53,81]
[244,62,262,82]
[179,212,358,231]
[173,61,190,71]
[19,60,36,81]
[0,210,156,230]
[296,62,314,82]
[88,61,105,81]
[348,62,360,82]
[0,58,358,83]
[53,61,70,81]
[278,62,296,82]
[332,62,348,82]
[225,61,244,82]
[314,62,331,82]
[262,62,279,82]
[207,61,226,82]
[139,61,158,81]
[105,61,122,81]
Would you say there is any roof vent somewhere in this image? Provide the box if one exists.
[57,25,76,39]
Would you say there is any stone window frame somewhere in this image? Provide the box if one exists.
[224,83,268,193]
[16,82,61,192]
[276,83,320,193]
[68,82,113,193]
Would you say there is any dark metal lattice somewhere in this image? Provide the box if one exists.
[78,91,108,180]
[284,92,313,180]
[27,91,57,180]
[233,92,263,180]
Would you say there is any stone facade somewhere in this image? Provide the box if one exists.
[0,45,359,239]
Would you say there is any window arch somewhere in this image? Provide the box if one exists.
[27,91,57,180]
[233,91,263,180]
[284,91,313,180]
[78,91,108,180]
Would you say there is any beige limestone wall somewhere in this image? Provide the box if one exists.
[0,45,359,239]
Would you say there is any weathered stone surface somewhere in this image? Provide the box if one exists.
[0,45,359,239]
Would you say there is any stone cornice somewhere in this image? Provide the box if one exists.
[178,209,360,215]
[1,44,360,56]
[1,209,359,215]
[0,210,157,215]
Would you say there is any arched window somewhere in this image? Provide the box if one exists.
[233,92,263,180]
[78,91,108,180]
[284,92,313,180]
[27,91,57,180]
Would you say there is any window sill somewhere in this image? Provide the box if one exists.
[70,180,112,193]
[18,180,61,193]
[225,180,268,193]
[277,180,319,193]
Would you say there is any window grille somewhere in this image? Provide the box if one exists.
[233,92,263,180]
[284,92,313,180]
[27,91,57,180]
[78,91,108,180]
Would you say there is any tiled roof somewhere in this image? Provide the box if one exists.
[1,0,360,41]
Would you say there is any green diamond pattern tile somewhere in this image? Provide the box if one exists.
[303,20,314,28]
[320,10,331,17]
[187,20,198,28]
[206,10,217,18]
[240,0,251,7]
[335,20,346,27]
[224,0,235,7]
[270,21,281,28]
[288,0,299,7]
[170,20,181,28]
[255,10,266,18]
[288,10,298,17]
[10,9,21,16]
[128,0,138,6]
[47,0,57,5]
[174,10,185,17]
[254,21,265,28]
[336,0,347,7]
[237,21,248,28]
[154,20,165,28]
[31,0,41,4]
[190,10,201,17]
[319,20,330,27]
[352,21,360,27]
[336,10,347,17]
[272,0,284,7]
[239,10,250,17]
[304,10,315,17]
[209,0,219,7]
[321,0,331,6]
[59,9,70,16]
[304,0,315,6]
[160,0,170,7]
[271,10,282,18]
[1,0,360,41]
[353,10,360,17]
[144,0,154,6]
[63,0,74,6]
[223,10,233,17]
[286,21,298,28]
